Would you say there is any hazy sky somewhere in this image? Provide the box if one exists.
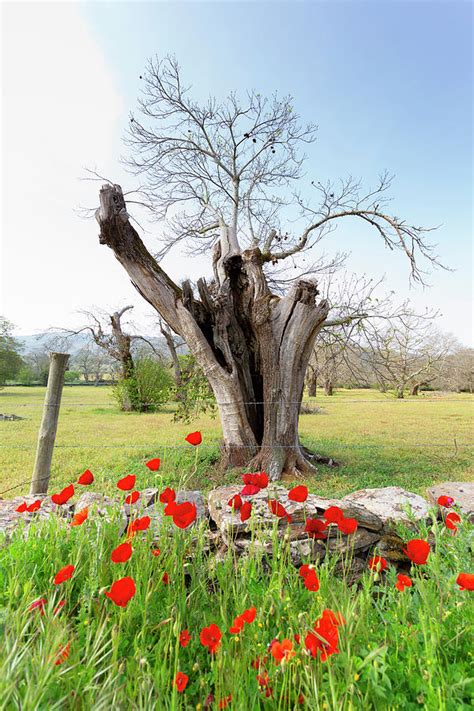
[1,1,472,344]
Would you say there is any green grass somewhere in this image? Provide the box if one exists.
[0,386,472,499]
[0,500,472,709]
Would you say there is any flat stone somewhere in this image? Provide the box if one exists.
[426,482,474,523]
[208,485,383,535]
[342,487,430,531]
[326,528,381,554]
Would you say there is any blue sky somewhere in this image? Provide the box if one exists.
[2,1,472,342]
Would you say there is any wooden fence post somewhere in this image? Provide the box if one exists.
[30,352,70,495]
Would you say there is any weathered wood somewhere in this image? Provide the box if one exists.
[30,352,70,494]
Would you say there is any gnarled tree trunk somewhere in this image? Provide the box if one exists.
[96,185,331,480]
[307,368,317,397]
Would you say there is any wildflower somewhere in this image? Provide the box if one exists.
[151,548,161,557]
[162,572,170,585]
[185,431,202,446]
[304,518,327,539]
[445,512,461,532]
[125,491,140,505]
[456,573,474,591]
[229,615,245,634]
[240,483,261,496]
[70,507,88,527]
[54,641,71,666]
[305,610,342,661]
[200,623,222,654]
[288,485,308,502]
[324,506,344,524]
[77,469,94,485]
[160,487,176,504]
[228,494,243,510]
[404,539,430,565]
[240,501,252,522]
[240,472,268,495]
[251,655,267,669]
[130,515,151,531]
[219,695,232,708]
[368,556,387,572]
[437,495,454,508]
[242,607,257,624]
[180,629,191,647]
[271,639,295,663]
[105,576,136,607]
[51,484,74,506]
[268,499,288,518]
[117,474,136,491]
[164,501,178,516]
[111,542,133,563]
[172,501,197,529]
[15,501,28,512]
[338,517,358,534]
[53,564,75,585]
[173,671,188,693]
[145,458,161,471]
[54,600,66,616]
[27,499,42,513]
[294,633,301,644]
[395,574,412,592]
[28,598,47,615]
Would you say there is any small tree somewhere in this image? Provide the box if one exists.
[0,317,24,385]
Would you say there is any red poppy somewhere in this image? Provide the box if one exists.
[240,501,252,522]
[151,548,161,557]
[368,556,387,572]
[304,518,327,539]
[162,572,170,585]
[240,483,261,496]
[303,569,320,592]
[456,573,474,591]
[185,431,202,446]
[243,472,268,488]
[219,696,232,709]
[111,541,133,563]
[445,512,461,531]
[242,607,256,624]
[105,576,136,607]
[200,623,222,654]
[51,484,75,506]
[160,487,176,504]
[437,495,454,508]
[321,609,346,627]
[324,506,344,524]
[173,671,188,692]
[117,474,136,491]
[16,501,28,513]
[125,491,140,505]
[228,494,243,510]
[131,515,151,531]
[26,499,42,513]
[53,564,75,585]
[28,597,47,614]
[145,458,161,471]
[54,641,71,666]
[404,539,430,565]
[288,485,308,502]
[268,499,288,518]
[271,639,295,663]
[305,612,341,661]
[251,655,268,670]
[338,517,358,535]
[179,629,191,647]
[77,469,94,485]
[395,574,412,592]
[54,600,66,616]
[294,633,301,644]
[70,507,88,527]
[172,501,197,529]
[164,501,178,516]
[229,615,245,634]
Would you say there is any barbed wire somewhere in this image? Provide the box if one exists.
[1,441,472,450]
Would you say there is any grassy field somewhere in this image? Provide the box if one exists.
[0,386,472,499]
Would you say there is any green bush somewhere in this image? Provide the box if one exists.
[113,357,173,412]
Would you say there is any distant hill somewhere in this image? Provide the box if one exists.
[17,332,187,357]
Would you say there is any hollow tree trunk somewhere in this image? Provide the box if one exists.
[96,185,332,479]
[410,383,420,396]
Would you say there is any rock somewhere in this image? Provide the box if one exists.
[376,533,409,562]
[426,482,474,523]
[208,485,382,535]
[342,487,431,531]
[0,495,71,538]
[74,492,128,534]
[326,528,381,554]
[123,488,160,516]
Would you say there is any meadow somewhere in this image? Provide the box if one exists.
[0,386,472,500]
[0,386,473,710]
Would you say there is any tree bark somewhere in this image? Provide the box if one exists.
[324,379,334,396]
[307,369,317,397]
[396,385,405,399]
[96,185,331,479]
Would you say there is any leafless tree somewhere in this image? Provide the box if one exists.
[94,55,444,479]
